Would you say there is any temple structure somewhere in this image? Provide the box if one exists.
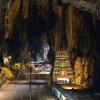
[53,50,74,84]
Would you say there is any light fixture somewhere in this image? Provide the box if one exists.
[8,56,12,59]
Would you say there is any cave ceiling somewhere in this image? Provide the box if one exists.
[0,0,99,62]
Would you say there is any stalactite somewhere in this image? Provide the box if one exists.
[71,8,93,57]
[5,0,21,39]
[66,5,73,51]
[4,0,94,57]
[22,0,29,18]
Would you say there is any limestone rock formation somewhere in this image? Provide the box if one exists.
[3,0,100,88]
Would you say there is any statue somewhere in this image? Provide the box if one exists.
[74,57,84,86]
[82,57,93,88]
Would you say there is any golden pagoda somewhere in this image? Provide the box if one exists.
[53,50,74,84]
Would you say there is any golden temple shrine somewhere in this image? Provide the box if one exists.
[53,50,94,88]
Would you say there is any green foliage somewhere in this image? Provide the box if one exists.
[0,67,14,80]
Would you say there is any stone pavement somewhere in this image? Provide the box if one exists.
[0,81,55,100]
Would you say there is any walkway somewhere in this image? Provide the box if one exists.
[0,81,55,100]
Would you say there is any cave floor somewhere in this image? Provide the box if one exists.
[0,81,55,100]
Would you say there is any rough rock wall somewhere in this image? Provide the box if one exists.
[71,9,93,57]
[5,0,21,39]
[4,0,94,60]
[4,0,30,61]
